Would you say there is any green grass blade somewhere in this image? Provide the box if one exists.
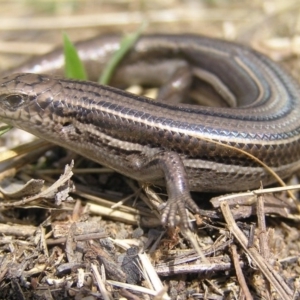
[63,33,87,80]
[99,24,146,85]
[0,125,13,136]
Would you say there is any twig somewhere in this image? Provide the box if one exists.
[91,263,112,300]
[257,194,270,261]
[256,193,272,297]
[230,244,253,300]
[156,260,241,276]
[220,201,293,299]
[46,232,108,246]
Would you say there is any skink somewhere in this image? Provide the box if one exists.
[0,34,300,227]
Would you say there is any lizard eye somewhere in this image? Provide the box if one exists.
[2,94,25,110]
